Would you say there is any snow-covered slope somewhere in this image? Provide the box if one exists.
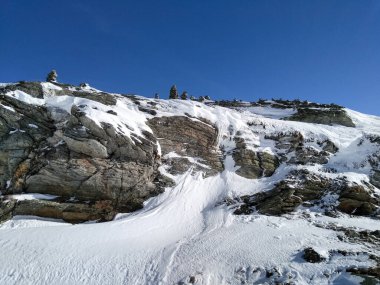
[0,82,379,285]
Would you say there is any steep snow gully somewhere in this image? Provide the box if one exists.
[0,82,380,285]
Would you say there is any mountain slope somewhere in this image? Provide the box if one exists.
[0,81,379,285]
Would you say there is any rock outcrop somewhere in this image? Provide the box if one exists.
[337,185,378,216]
[285,107,355,127]
[288,146,330,165]
[232,137,279,179]
[0,80,378,225]
[148,116,223,177]
[234,170,332,215]
[234,170,379,216]
[1,83,234,222]
[265,131,304,153]
[0,83,167,223]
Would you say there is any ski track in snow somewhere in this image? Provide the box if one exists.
[0,85,379,284]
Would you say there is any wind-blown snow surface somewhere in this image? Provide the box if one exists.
[1,86,380,285]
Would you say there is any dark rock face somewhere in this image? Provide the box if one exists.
[303,248,326,263]
[0,82,377,226]
[21,105,162,214]
[71,91,117,106]
[0,199,16,223]
[338,185,378,216]
[0,82,44,98]
[0,86,168,223]
[288,146,329,165]
[148,116,223,177]
[232,137,279,179]
[0,84,229,223]
[265,132,336,166]
[12,199,116,223]
[234,170,379,216]
[285,108,355,127]
[234,170,331,215]
[0,95,55,192]
[265,131,304,152]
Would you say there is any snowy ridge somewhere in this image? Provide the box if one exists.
[0,83,379,285]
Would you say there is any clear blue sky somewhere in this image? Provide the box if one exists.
[1,1,379,115]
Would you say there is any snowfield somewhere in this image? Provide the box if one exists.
[0,84,379,285]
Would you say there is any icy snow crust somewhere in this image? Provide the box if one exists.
[1,86,380,284]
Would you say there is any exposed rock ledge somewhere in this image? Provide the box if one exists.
[0,85,166,222]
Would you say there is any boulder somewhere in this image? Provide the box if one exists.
[0,95,55,191]
[303,247,326,263]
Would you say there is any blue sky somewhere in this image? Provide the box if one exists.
[1,0,379,115]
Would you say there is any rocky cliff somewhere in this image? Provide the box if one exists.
[0,81,379,224]
[1,80,380,284]
[0,82,165,222]
[0,82,228,222]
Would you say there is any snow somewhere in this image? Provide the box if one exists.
[0,103,15,112]
[0,90,379,284]
[0,216,68,229]
[346,108,380,136]
[28,123,38,128]
[45,95,153,141]
[313,214,380,231]
[7,193,58,201]
[163,152,211,169]
[5,89,45,105]
[244,106,297,119]
[9,129,25,134]
[327,136,379,174]
[79,83,104,93]
[41,82,63,91]
[0,82,15,87]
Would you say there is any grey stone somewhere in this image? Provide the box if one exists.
[0,83,171,223]
[285,108,355,127]
[303,247,326,263]
[232,137,279,179]
[234,170,379,217]
[148,116,223,177]
[12,199,116,223]
[62,136,108,158]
